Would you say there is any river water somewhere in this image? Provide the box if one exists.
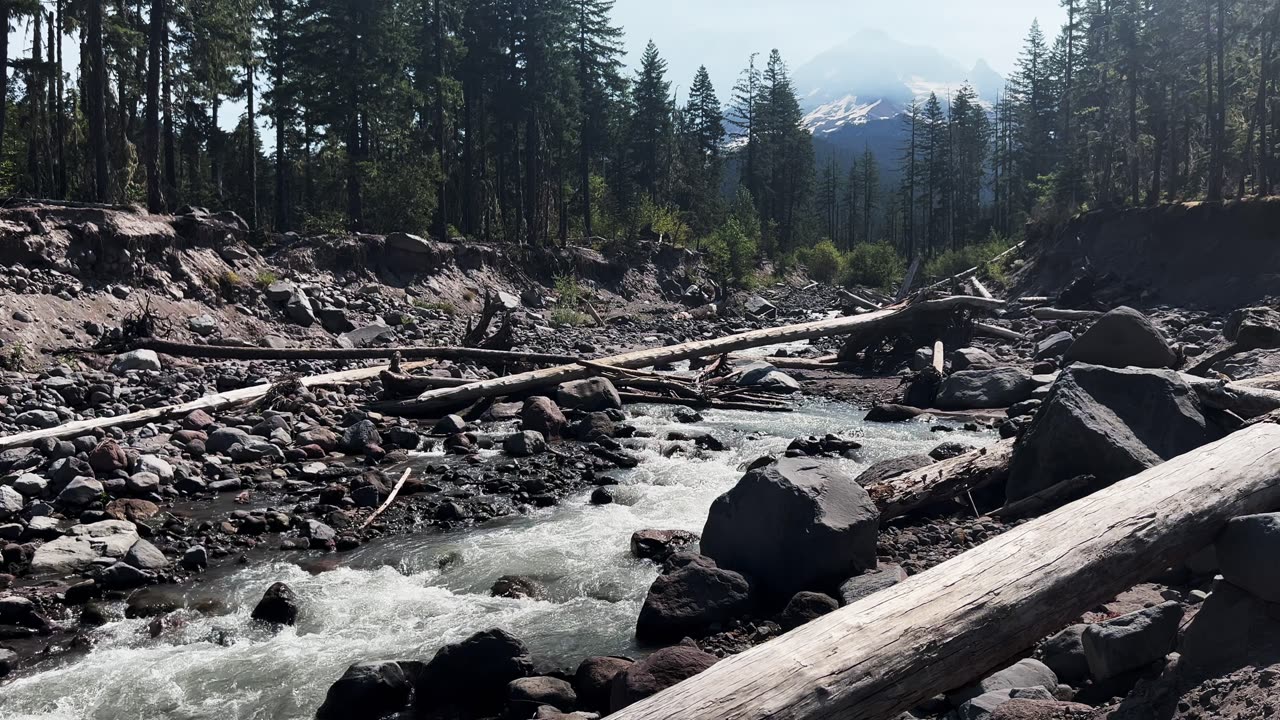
[0,400,990,720]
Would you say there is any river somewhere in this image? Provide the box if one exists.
[0,400,991,720]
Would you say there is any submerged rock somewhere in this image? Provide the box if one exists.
[316,661,415,720]
[251,582,299,626]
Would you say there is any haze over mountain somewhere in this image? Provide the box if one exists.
[792,29,1005,171]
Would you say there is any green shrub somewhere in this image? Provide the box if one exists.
[551,308,590,327]
[254,270,279,288]
[840,243,905,290]
[703,218,758,289]
[414,299,456,316]
[923,237,1013,285]
[805,240,842,283]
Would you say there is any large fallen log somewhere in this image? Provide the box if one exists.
[385,297,1004,415]
[973,321,1026,342]
[1181,373,1280,418]
[867,438,1015,521]
[108,338,579,366]
[609,423,1280,720]
[0,361,429,452]
[1029,307,1101,322]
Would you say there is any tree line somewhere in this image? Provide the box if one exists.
[0,0,1275,283]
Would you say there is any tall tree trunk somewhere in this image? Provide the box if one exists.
[29,8,44,196]
[271,0,288,230]
[246,61,258,229]
[433,0,447,240]
[88,0,109,202]
[55,0,67,198]
[211,93,223,200]
[0,1,9,186]
[1206,0,1223,200]
[144,0,164,212]
[162,18,176,206]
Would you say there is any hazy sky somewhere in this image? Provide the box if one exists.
[612,0,1067,100]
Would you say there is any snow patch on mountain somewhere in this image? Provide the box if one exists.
[802,96,892,135]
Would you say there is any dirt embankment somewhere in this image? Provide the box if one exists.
[1016,198,1280,310]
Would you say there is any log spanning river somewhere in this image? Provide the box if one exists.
[0,400,990,720]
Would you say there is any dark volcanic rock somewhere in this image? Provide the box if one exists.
[630,529,699,562]
[574,656,633,712]
[777,591,839,630]
[609,644,718,712]
[838,563,908,605]
[251,582,299,626]
[635,563,751,644]
[415,628,534,715]
[1063,306,1176,368]
[1006,364,1213,501]
[1215,512,1280,603]
[935,368,1037,410]
[701,457,878,601]
[852,455,932,486]
[1082,601,1183,681]
[316,661,414,720]
[557,377,622,412]
[522,397,568,439]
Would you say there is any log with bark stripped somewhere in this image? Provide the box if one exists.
[0,361,431,452]
[608,423,1280,720]
[866,438,1015,521]
[108,338,579,366]
[1029,307,1102,321]
[383,297,1004,416]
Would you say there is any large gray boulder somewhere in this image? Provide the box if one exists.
[935,368,1037,410]
[948,658,1059,705]
[110,349,162,374]
[1180,580,1280,677]
[29,520,140,574]
[1215,513,1280,603]
[701,457,879,601]
[1082,601,1183,681]
[635,563,751,644]
[557,377,622,413]
[1006,364,1214,501]
[1063,306,1176,368]
[951,347,1000,372]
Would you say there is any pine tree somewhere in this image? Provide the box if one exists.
[629,40,673,201]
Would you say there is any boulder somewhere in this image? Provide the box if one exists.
[852,455,932,486]
[490,575,545,600]
[557,377,622,412]
[340,420,382,453]
[574,656,633,712]
[958,687,1057,720]
[123,539,169,570]
[1006,364,1213,501]
[0,486,23,519]
[635,564,752,643]
[701,457,878,601]
[30,519,140,574]
[56,477,104,507]
[509,676,577,713]
[1081,600,1183,681]
[1063,306,1175,368]
[777,591,839,630]
[88,439,129,473]
[952,347,1000,371]
[864,404,926,423]
[14,409,58,428]
[1215,512,1280,603]
[736,362,801,390]
[522,397,567,438]
[629,529,699,562]
[251,582,299,626]
[339,322,395,349]
[838,563,908,605]
[1180,579,1280,677]
[503,431,548,458]
[745,295,777,318]
[1035,331,1074,360]
[609,644,717,712]
[1224,306,1280,349]
[935,368,1037,410]
[948,658,1059,705]
[1038,624,1089,684]
[316,661,415,720]
[207,427,252,454]
[415,629,534,714]
[110,349,162,374]
[385,231,433,254]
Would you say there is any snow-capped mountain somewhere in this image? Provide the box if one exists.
[793,29,1004,167]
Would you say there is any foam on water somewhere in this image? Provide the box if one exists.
[0,399,990,720]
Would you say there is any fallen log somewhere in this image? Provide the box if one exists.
[108,338,579,366]
[1181,373,1280,418]
[867,438,1015,521]
[0,361,431,453]
[379,370,477,397]
[992,474,1105,520]
[920,241,1025,293]
[838,289,882,311]
[930,340,945,374]
[970,277,993,301]
[609,423,1280,720]
[1236,371,1280,391]
[385,297,1003,415]
[1029,307,1102,322]
[618,392,792,413]
[974,321,1026,342]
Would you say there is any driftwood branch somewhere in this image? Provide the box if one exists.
[609,423,1280,720]
[360,468,413,529]
[108,338,578,366]
[867,439,1015,521]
